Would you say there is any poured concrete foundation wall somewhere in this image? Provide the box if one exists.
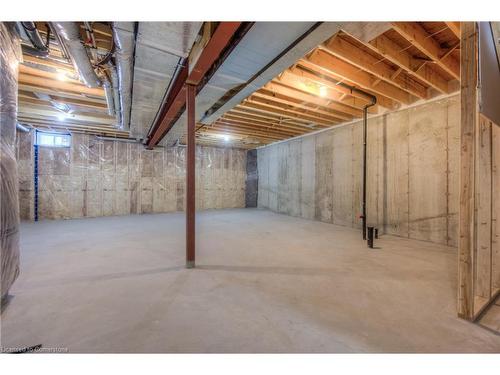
[258,95,460,246]
[16,131,246,221]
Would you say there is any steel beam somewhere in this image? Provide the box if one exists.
[186,83,196,268]
[146,22,244,148]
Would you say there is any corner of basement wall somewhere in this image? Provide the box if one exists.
[245,149,258,208]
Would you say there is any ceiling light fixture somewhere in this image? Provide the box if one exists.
[57,113,68,122]
[214,133,232,141]
[319,85,328,97]
[56,71,68,81]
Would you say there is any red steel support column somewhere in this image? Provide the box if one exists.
[186,83,196,268]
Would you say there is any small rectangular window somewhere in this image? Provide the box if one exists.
[35,131,71,148]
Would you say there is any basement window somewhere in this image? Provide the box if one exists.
[35,131,71,148]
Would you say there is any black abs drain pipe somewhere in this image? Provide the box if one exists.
[367,227,375,248]
[336,82,377,240]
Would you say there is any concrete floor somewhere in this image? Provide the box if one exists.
[1,208,499,353]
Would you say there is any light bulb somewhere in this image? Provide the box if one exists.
[319,85,328,97]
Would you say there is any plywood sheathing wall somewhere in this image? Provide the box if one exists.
[16,132,246,221]
[258,95,460,247]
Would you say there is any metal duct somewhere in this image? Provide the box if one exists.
[0,22,21,299]
[129,22,202,139]
[112,22,136,130]
[101,75,115,116]
[17,22,49,59]
[19,22,49,56]
[51,22,101,88]
[108,63,122,125]
[16,122,31,132]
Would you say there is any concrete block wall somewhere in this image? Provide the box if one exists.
[258,95,460,247]
[16,132,246,221]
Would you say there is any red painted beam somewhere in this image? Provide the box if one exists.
[146,22,243,148]
[186,83,196,268]
[146,63,189,146]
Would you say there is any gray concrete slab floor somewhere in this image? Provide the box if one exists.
[1,208,499,353]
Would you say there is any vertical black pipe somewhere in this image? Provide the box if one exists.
[362,106,368,240]
[336,82,376,240]
[367,227,374,248]
[361,99,377,240]
[34,139,39,222]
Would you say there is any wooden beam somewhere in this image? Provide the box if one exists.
[22,55,74,72]
[18,105,116,125]
[206,124,287,141]
[287,66,392,111]
[21,120,128,137]
[18,84,106,104]
[19,95,108,114]
[221,114,307,134]
[212,125,296,140]
[304,49,412,104]
[458,22,478,320]
[216,118,303,136]
[280,69,355,104]
[276,70,373,114]
[341,22,392,43]
[224,109,317,130]
[367,33,450,94]
[240,100,340,126]
[322,35,428,99]
[253,89,354,121]
[193,136,257,149]
[446,22,461,39]
[391,22,460,80]
[19,74,104,97]
[247,94,349,123]
[19,64,81,85]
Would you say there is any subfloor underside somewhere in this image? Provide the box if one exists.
[1,209,499,353]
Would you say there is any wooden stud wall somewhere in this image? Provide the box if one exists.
[458,22,500,320]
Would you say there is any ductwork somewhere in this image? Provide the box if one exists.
[101,75,115,116]
[0,22,21,300]
[129,22,202,139]
[51,22,102,88]
[19,22,49,56]
[108,64,122,125]
[16,122,31,132]
[112,22,136,130]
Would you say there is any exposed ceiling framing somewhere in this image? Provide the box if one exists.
[17,22,463,148]
[17,22,124,137]
[197,22,461,149]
